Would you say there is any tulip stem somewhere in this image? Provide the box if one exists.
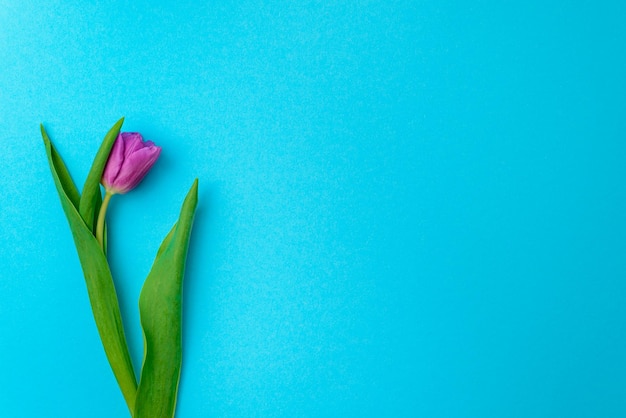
[96,191,113,250]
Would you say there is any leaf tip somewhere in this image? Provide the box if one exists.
[182,178,199,212]
[190,178,199,198]
[40,124,50,144]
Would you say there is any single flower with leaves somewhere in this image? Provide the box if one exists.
[42,118,198,418]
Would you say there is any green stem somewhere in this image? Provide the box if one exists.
[96,191,113,249]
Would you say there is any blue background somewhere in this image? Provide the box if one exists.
[1,1,626,417]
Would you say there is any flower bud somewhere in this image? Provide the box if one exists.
[102,132,161,194]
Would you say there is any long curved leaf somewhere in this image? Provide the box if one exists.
[42,126,137,414]
[135,179,198,418]
[79,118,124,233]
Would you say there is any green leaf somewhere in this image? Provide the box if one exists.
[42,127,137,414]
[135,180,199,418]
[41,125,80,209]
[79,117,124,233]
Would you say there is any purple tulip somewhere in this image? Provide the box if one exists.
[102,132,161,194]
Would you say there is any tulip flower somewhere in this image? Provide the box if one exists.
[96,132,161,247]
[102,132,161,194]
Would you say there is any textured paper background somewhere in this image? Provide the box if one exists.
[1,1,626,417]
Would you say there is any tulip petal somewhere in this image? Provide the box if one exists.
[121,132,145,158]
[113,145,161,193]
[102,134,125,190]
